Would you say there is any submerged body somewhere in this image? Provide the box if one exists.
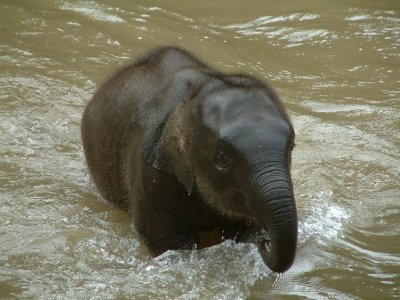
[81,46,297,272]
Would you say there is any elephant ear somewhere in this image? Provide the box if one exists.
[143,109,194,194]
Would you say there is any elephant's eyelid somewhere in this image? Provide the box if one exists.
[214,148,232,171]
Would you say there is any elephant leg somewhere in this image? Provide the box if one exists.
[134,206,197,254]
[134,165,198,254]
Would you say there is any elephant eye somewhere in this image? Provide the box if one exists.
[214,148,231,171]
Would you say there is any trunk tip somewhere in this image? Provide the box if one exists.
[258,238,296,273]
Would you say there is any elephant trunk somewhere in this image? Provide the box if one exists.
[249,165,297,273]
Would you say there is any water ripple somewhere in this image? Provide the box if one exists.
[61,2,125,23]
[213,13,335,48]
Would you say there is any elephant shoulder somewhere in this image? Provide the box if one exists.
[127,46,213,78]
[220,74,264,88]
[150,46,210,72]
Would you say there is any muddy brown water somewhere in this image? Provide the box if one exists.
[1,0,399,299]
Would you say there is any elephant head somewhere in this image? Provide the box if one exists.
[144,74,297,273]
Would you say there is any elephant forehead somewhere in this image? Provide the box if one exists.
[220,119,292,146]
[203,89,275,114]
[200,88,283,129]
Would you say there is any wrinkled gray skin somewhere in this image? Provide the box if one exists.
[81,46,297,273]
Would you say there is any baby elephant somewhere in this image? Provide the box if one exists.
[81,46,297,273]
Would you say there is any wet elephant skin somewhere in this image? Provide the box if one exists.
[81,46,297,273]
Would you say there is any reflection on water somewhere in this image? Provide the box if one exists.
[1,0,399,298]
